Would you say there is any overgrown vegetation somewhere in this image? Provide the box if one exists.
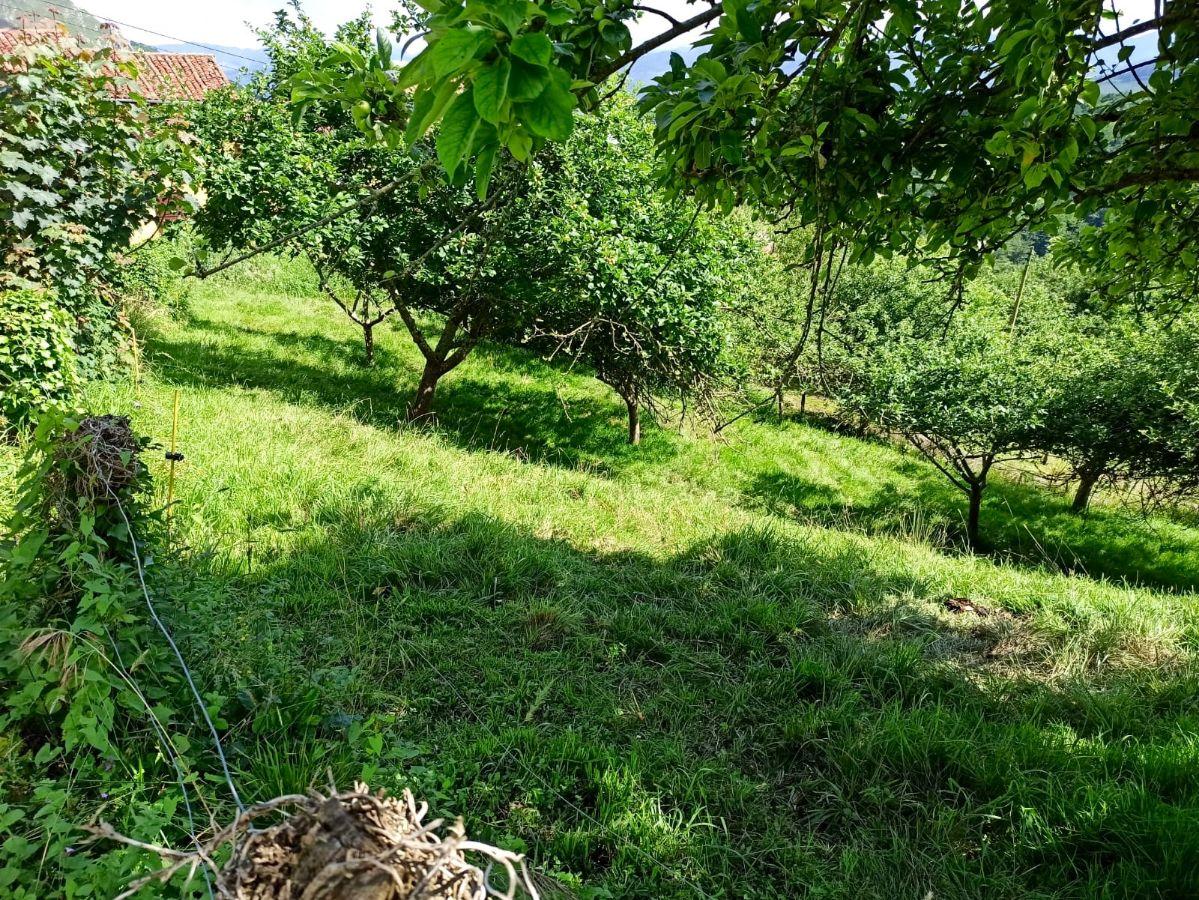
[6,265,1197,896]
[2,2,1198,897]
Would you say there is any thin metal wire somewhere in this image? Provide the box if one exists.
[109,492,246,814]
[105,631,216,899]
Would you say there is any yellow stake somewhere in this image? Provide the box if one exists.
[131,327,141,394]
[166,390,181,536]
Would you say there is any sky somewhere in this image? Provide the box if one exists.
[27,0,1164,53]
[78,0,705,49]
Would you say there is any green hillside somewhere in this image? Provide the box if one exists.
[10,260,1194,897]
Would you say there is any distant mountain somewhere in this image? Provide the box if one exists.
[0,0,153,49]
[0,0,266,78]
[154,43,269,82]
[627,46,702,86]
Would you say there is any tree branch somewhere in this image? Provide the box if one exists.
[593,4,724,81]
[1090,13,1177,52]
[394,301,435,360]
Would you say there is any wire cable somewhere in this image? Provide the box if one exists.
[110,491,247,814]
[0,0,263,65]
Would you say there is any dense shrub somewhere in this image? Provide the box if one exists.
[110,236,190,311]
[0,290,78,432]
[0,413,202,896]
[0,33,196,396]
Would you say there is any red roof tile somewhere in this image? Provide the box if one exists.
[124,52,229,102]
[0,27,230,101]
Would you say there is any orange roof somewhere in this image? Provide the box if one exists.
[0,26,230,101]
[122,52,229,102]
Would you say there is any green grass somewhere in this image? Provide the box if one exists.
[22,260,1199,897]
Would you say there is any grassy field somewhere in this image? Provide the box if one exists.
[22,260,1199,897]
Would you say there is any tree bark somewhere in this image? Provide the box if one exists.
[408,359,444,423]
[1072,467,1102,513]
[625,395,641,445]
[966,482,984,552]
[362,322,374,367]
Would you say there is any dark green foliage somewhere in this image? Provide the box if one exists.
[0,413,209,897]
[303,3,1196,313]
[0,290,77,432]
[0,32,196,388]
[1044,312,1199,511]
[527,96,760,441]
[194,11,758,430]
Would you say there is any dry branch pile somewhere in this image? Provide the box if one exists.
[90,783,540,900]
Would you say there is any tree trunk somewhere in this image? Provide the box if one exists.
[408,360,443,422]
[362,322,374,367]
[966,482,984,552]
[799,392,807,415]
[1072,467,1102,513]
[625,395,641,445]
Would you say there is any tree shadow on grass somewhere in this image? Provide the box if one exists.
[173,498,1199,898]
[746,465,1199,593]
[145,314,681,475]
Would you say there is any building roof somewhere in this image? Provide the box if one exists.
[121,52,229,102]
[0,21,230,102]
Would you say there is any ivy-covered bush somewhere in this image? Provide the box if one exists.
[0,33,197,385]
[0,290,78,432]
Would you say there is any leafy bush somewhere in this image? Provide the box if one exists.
[0,33,197,387]
[110,236,191,311]
[0,413,205,896]
[0,290,78,432]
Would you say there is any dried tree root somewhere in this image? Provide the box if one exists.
[88,783,541,900]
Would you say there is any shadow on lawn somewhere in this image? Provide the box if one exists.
[747,463,1199,593]
[148,311,1199,593]
[146,315,680,474]
[176,500,1199,898]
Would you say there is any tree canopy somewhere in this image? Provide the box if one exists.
[292,0,1196,310]
[194,10,759,429]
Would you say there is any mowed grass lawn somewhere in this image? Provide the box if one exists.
[31,260,1199,897]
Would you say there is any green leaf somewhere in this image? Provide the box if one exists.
[437,87,484,174]
[730,0,762,42]
[475,140,498,199]
[519,68,574,141]
[520,96,573,141]
[508,58,549,102]
[429,28,494,79]
[1012,96,1039,126]
[375,28,393,69]
[406,80,459,146]
[508,127,533,161]
[473,58,512,123]
[510,32,554,68]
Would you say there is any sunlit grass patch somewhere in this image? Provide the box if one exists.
[44,263,1199,896]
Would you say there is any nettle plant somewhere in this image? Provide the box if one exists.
[0,415,206,897]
